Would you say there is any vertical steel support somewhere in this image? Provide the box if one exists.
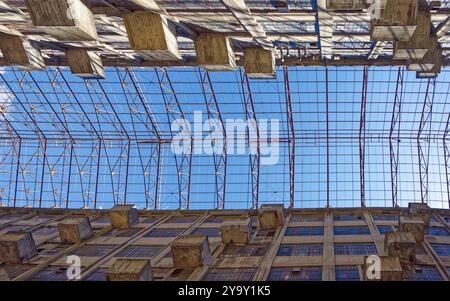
[359,67,368,207]
[284,67,296,208]
[118,68,162,209]
[444,112,450,209]
[240,70,260,209]
[417,79,435,204]
[155,68,192,210]
[389,68,403,207]
[197,68,228,209]
[325,66,330,208]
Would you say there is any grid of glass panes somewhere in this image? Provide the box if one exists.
[116,245,163,258]
[333,226,371,235]
[335,266,360,281]
[377,225,394,234]
[430,243,450,257]
[285,227,324,236]
[277,244,323,256]
[72,244,116,257]
[144,228,184,237]
[31,226,59,236]
[403,266,443,281]
[202,268,256,281]
[290,215,324,222]
[334,243,377,255]
[427,227,449,236]
[103,228,142,237]
[268,267,322,281]
[221,245,268,257]
[166,216,198,223]
[193,228,221,237]
[372,215,398,221]
[333,214,365,221]
[85,268,108,281]
[27,267,67,281]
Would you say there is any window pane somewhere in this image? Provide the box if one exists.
[335,266,360,281]
[334,243,377,255]
[268,267,322,281]
[285,227,324,236]
[333,226,370,235]
[277,244,323,256]
[202,268,256,281]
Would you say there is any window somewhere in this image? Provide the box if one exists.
[427,227,449,236]
[103,228,142,237]
[0,213,26,222]
[25,215,57,223]
[372,215,398,221]
[285,227,324,236]
[430,244,450,257]
[144,228,184,238]
[268,267,322,281]
[290,215,324,222]
[333,226,370,235]
[206,216,241,223]
[166,216,198,224]
[27,267,67,281]
[0,225,29,233]
[116,245,163,258]
[221,245,268,257]
[85,268,108,281]
[166,268,194,281]
[377,225,394,234]
[277,244,323,256]
[335,266,360,281]
[73,244,116,257]
[334,243,377,255]
[333,214,364,222]
[403,266,443,281]
[202,268,256,281]
[193,228,221,237]
[93,216,110,223]
[139,217,158,224]
[31,226,59,236]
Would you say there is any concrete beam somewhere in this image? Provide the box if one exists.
[0,33,45,69]
[326,0,371,10]
[123,11,181,61]
[317,0,334,59]
[243,47,276,79]
[194,34,236,71]
[26,0,98,41]
[221,0,273,49]
[65,48,105,79]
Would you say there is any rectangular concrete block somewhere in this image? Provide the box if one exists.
[399,216,425,242]
[408,47,442,72]
[0,232,38,264]
[65,49,104,79]
[370,0,419,41]
[123,11,180,61]
[194,34,236,71]
[408,202,431,226]
[171,235,210,268]
[385,231,416,263]
[107,258,152,281]
[0,268,10,281]
[26,0,97,41]
[363,256,403,281]
[0,34,45,70]
[244,48,276,79]
[109,205,139,229]
[326,0,370,9]
[58,217,93,244]
[393,11,432,60]
[259,204,284,229]
[221,218,252,244]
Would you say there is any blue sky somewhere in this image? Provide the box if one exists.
[0,66,449,210]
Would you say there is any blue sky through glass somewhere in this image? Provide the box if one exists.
[0,66,449,210]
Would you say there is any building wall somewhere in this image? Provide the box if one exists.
[0,207,449,281]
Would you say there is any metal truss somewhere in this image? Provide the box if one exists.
[197,68,228,209]
[417,79,436,204]
[240,70,260,209]
[389,68,404,208]
[359,67,368,207]
[284,67,296,208]
[117,68,162,209]
[155,68,192,210]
